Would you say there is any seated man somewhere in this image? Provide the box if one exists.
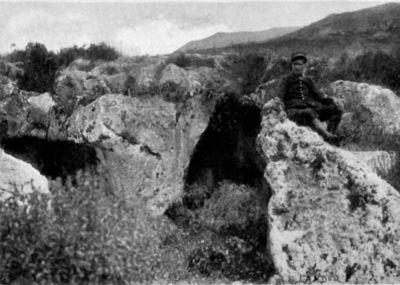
[278,52,343,144]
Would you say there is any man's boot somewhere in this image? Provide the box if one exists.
[312,118,341,146]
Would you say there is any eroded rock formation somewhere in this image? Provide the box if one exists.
[259,98,400,283]
[67,93,210,215]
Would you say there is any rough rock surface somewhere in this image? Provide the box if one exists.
[259,98,400,284]
[0,90,64,140]
[0,75,19,106]
[0,148,49,201]
[159,63,232,96]
[67,93,210,215]
[352,150,397,177]
[330,80,400,141]
[27,92,56,114]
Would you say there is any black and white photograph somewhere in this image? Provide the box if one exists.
[0,0,400,283]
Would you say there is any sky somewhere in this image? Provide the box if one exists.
[0,0,395,56]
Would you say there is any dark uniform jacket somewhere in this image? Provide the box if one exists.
[277,73,333,109]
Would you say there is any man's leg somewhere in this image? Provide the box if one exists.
[316,102,344,134]
[287,108,333,137]
[287,107,341,145]
[311,117,338,142]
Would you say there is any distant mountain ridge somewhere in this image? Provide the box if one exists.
[187,3,400,58]
[177,27,299,52]
[282,2,400,40]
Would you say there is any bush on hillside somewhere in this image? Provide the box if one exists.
[167,181,273,282]
[57,42,120,68]
[221,51,268,95]
[15,43,58,93]
[327,50,400,92]
[167,53,215,69]
[5,42,120,93]
[0,168,186,284]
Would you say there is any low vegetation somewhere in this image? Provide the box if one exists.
[5,42,120,93]
[0,169,274,284]
[0,168,188,284]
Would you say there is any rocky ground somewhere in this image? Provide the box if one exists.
[1,53,400,283]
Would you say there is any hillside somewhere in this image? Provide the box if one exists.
[2,42,400,283]
[191,2,400,58]
[177,27,299,52]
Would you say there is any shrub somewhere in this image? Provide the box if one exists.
[86,43,120,62]
[0,168,186,284]
[58,43,120,68]
[167,181,274,282]
[5,42,120,93]
[58,45,88,67]
[15,42,58,93]
[167,53,215,69]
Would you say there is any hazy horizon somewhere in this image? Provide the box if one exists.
[0,1,392,56]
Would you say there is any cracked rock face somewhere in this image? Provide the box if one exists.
[259,98,400,284]
[67,93,210,215]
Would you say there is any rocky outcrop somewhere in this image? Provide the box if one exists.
[352,150,397,177]
[159,63,232,96]
[330,80,400,145]
[0,148,49,201]
[0,61,23,80]
[259,98,400,284]
[0,90,64,140]
[0,75,19,106]
[67,93,210,215]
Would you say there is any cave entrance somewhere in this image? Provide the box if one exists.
[187,94,265,189]
[1,136,100,182]
[167,94,274,282]
[184,94,268,209]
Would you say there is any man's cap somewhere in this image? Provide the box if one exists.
[291,52,307,63]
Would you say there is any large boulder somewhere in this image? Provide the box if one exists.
[330,80,400,145]
[352,150,397,177]
[259,98,400,284]
[0,148,49,201]
[67,93,210,215]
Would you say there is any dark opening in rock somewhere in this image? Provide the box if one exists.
[166,94,274,282]
[186,94,266,193]
[1,136,99,181]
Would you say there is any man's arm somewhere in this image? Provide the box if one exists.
[307,78,333,103]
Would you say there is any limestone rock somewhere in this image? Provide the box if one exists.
[352,150,397,177]
[159,63,226,96]
[330,80,400,143]
[0,90,64,140]
[259,98,400,284]
[134,57,167,87]
[0,60,23,80]
[67,93,210,215]
[28,92,56,114]
[68,58,93,72]
[160,63,202,92]
[0,148,49,201]
[0,75,19,106]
